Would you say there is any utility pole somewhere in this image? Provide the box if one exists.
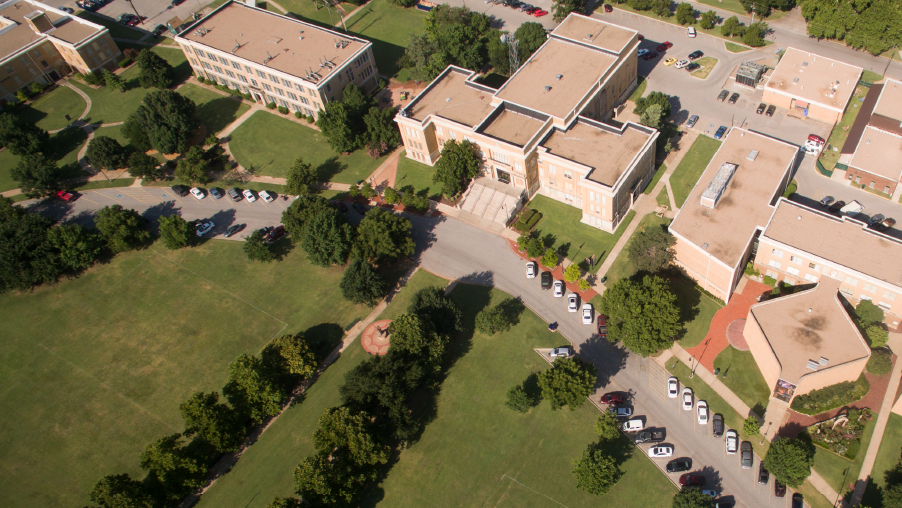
[125,0,142,24]
[507,34,520,75]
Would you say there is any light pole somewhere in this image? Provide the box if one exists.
[125,0,142,24]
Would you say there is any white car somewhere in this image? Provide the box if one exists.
[526,261,537,279]
[553,280,564,297]
[259,190,275,203]
[667,377,679,398]
[567,293,579,312]
[725,429,738,454]
[647,445,674,458]
[697,400,708,425]
[687,26,697,37]
[189,187,205,200]
[622,418,644,431]
[674,59,690,69]
[195,221,214,237]
[581,303,594,324]
[681,388,693,410]
[549,346,573,358]
[243,189,257,202]
[637,49,649,57]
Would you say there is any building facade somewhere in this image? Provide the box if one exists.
[175,0,377,120]
[394,14,657,232]
[0,0,121,102]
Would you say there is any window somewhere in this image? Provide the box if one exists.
[883,291,897,301]
[32,49,40,58]
[230,61,240,70]
[190,58,198,66]
[549,178,555,186]
[325,83,332,93]
[448,131,456,140]
[262,83,272,92]
[206,52,216,60]
[771,249,784,258]
[288,91,298,100]
[564,171,572,179]
[299,96,309,105]
[275,88,284,96]
[4,65,12,74]
[225,70,235,78]
[790,256,803,265]
[92,55,100,64]
[548,164,556,174]
[808,262,821,271]
[885,186,892,194]
[281,78,291,87]
[308,87,316,96]
[879,301,893,310]
[786,267,800,276]
[804,274,818,283]
[841,287,854,296]
[346,68,353,81]
[98,38,106,47]
[256,69,266,79]
[589,191,595,201]
[860,295,873,301]
[202,61,212,70]
[766,270,778,279]
[279,99,289,108]
[493,152,510,165]
[294,83,304,92]
[268,73,279,84]
[844,276,859,286]
[768,260,781,269]
[870,181,876,188]
[855,176,861,184]
[238,75,248,83]
[244,65,252,74]
[864,283,879,293]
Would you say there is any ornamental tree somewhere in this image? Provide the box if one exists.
[594,412,621,440]
[282,195,332,242]
[389,313,449,374]
[158,215,192,250]
[86,136,127,170]
[598,275,681,356]
[354,208,415,264]
[11,153,62,198]
[284,157,317,195]
[0,112,48,156]
[699,10,717,29]
[129,90,199,154]
[675,2,695,24]
[223,354,285,423]
[537,357,597,410]
[300,207,354,267]
[672,487,715,508]
[763,437,814,487]
[90,473,154,508]
[261,334,318,388]
[408,285,462,335]
[127,152,163,180]
[137,48,175,89]
[627,223,676,273]
[178,391,246,453]
[552,0,587,22]
[340,257,387,306]
[571,443,622,495]
[139,433,207,500]
[433,139,481,198]
[94,205,150,253]
[48,223,102,272]
[244,230,275,262]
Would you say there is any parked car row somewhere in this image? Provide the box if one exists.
[171,185,280,204]
[527,261,605,329]
[755,102,777,117]
[485,0,547,15]
[75,0,107,11]
[820,195,896,231]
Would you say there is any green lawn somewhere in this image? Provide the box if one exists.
[656,185,670,207]
[76,11,146,40]
[272,0,355,25]
[176,83,251,135]
[629,76,647,102]
[712,346,770,413]
[17,85,86,131]
[725,42,751,53]
[345,0,427,80]
[0,126,88,192]
[670,135,721,208]
[228,111,385,184]
[690,57,719,80]
[643,162,667,194]
[603,213,671,284]
[527,195,636,274]
[862,70,884,84]
[695,0,787,20]
[671,276,722,348]
[810,416,878,499]
[862,413,902,507]
[395,151,439,197]
[821,85,870,171]
[0,240,370,508]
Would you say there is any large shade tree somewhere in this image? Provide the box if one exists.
[598,275,681,356]
[433,139,481,198]
[126,90,199,154]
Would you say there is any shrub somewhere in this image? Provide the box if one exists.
[123,48,139,60]
[867,348,892,375]
[782,179,798,198]
[516,233,530,252]
[505,385,532,413]
[266,102,277,109]
[82,71,104,86]
[564,263,580,283]
[30,81,45,94]
[383,186,401,205]
[15,89,30,102]
[763,275,777,287]
[743,416,760,436]
[196,76,205,83]
[278,106,289,114]
[526,237,544,259]
[242,93,253,100]
[578,279,591,292]
[401,192,430,212]
[306,115,314,123]
[541,249,558,268]
[294,111,302,118]
[514,209,542,232]
[119,58,133,68]
[790,375,870,415]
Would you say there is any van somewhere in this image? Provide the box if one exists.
[622,418,644,431]
[687,26,697,38]
[227,188,242,202]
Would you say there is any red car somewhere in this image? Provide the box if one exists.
[597,314,607,338]
[679,474,706,487]
[600,392,624,404]
[55,190,76,202]
[638,34,644,40]
[604,3,612,12]
[657,41,672,51]
[643,51,658,60]
[807,134,825,145]
[533,8,547,16]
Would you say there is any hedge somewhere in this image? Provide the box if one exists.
[514,209,542,232]
[790,374,870,415]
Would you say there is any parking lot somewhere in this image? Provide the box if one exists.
[42,0,204,35]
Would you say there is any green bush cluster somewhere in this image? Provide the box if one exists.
[278,106,289,114]
[119,58,133,68]
[867,348,892,375]
[763,275,777,287]
[306,115,314,123]
[790,375,870,415]
[294,111,302,118]
[514,209,542,232]
[266,101,277,109]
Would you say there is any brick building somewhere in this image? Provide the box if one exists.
[394,14,658,232]
[175,0,377,119]
[0,0,121,102]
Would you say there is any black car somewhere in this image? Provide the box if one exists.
[171,185,189,197]
[685,63,700,72]
[712,413,724,437]
[152,24,167,37]
[687,50,703,60]
[774,479,786,497]
[172,0,185,5]
[728,93,740,104]
[353,202,368,214]
[717,90,729,102]
[332,200,348,212]
[540,271,552,289]
[791,493,803,508]
[828,200,846,213]
[758,463,769,484]
[765,104,777,116]
[756,103,767,114]
[666,459,692,473]
[224,224,244,238]
[257,226,274,238]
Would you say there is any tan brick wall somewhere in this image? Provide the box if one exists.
[762,90,792,110]
[743,315,781,394]
[671,235,734,301]
[794,357,868,398]
[845,168,897,196]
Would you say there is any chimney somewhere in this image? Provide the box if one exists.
[24,11,53,34]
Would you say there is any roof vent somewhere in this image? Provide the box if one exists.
[793,77,799,84]
[445,97,451,102]
[702,243,709,250]
[700,162,738,209]
[818,357,829,366]
[556,74,563,80]
[747,150,758,161]
[806,360,820,371]
[802,61,809,67]
[867,139,871,144]
[544,86,552,92]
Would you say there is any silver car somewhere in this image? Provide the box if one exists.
[725,430,738,454]
[549,346,573,358]
[686,115,698,128]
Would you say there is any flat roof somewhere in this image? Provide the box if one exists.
[669,128,798,268]
[495,38,615,120]
[749,278,869,384]
[873,79,902,121]
[477,103,548,147]
[765,47,862,111]
[550,13,636,54]
[540,119,653,187]
[849,126,902,181]
[841,83,881,154]
[763,199,902,288]
[0,0,100,60]
[405,67,494,127]
[181,1,368,84]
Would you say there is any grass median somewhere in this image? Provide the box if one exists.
[670,135,721,208]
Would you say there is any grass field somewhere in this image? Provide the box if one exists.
[0,239,370,508]
[629,76,647,102]
[862,413,902,507]
[17,85,86,131]
[527,195,636,274]
[394,151,439,197]
[0,126,89,192]
[345,0,427,80]
[228,111,385,184]
[643,162,666,194]
[712,346,770,413]
[821,85,870,171]
[725,42,751,53]
[670,135,721,208]
[691,57,719,79]
[810,416,878,498]
[695,0,787,20]
[672,276,721,348]
[176,84,251,135]
[862,70,884,84]
[656,185,670,207]
[603,213,672,285]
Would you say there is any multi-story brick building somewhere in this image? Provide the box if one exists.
[0,0,121,102]
[175,0,378,120]
[394,13,658,232]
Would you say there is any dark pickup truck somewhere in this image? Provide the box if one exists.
[635,430,665,443]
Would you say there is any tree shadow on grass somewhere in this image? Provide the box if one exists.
[497,296,525,327]
[196,97,246,135]
[316,156,347,182]
[303,322,346,362]
[579,333,628,389]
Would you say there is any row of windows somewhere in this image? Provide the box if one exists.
[191,45,321,98]
[199,69,318,116]
[766,252,898,308]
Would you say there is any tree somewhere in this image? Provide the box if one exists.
[244,230,275,262]
[640,104,664,129]
[506,385,533,413]
[127,151,163,180]
[0,112,48,156]
[139,433,207,500]
[294,452,370,505]
[354,208,415,264]
[743,21,768,46]
[48,223,102,272]
[122,112,152,152]
[763,437,814,487]
[867,347,892,375]
[389,313,449,373]
[266,497,303,508]
[312,407,390,467]
[699,10,718,29]
[284,157,317,195]
[136,48,175,89]
[316,102,359,153]
[743,416,761,436]
[542,248,559,268]
[515,22,548,61]
[408,285,462,335]
[0,199,62,292]
[564,263,581,283]
[887,483,902,508]
[598,275,681,356]
[856,300,885,326]
[433,139,481,198]
[721,16,741,36]
[571,443,621,495]
[130,90,199,154]
[653,0,671,17]
[475,300,516,334]
[11,153,63,198]
[340,257,387,306]
[158,215,192,250]
[578,278,591,292]
[801,0,900,55]
[634,91,671,118]
[537,357,597,410]
[86,136,127,171]
[594,412,621,440]
[179,391,246,453]
[672,487,715,508]
[261,334,318,388]
[383,186,401,205]
[223,354,285,423]
[282,195,332,241]
[552,0,587,22]
[628,223,676,273]
[363,106,401,157]
[94,205,150,253]
[90,473,154,508]
[300,207,354,266]
[175,146,211,184]
[526,236,544,259]
[400,6,496,81]
[102,70,126,92]
[675,2,695,24]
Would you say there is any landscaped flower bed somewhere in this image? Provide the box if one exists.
[806,408,873,459]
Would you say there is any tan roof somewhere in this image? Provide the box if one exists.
[540,119,653,187]
[181,1,368,84]
[765,47,862,112]
[495,38,615,120]
[849,126,902,181]
[873,79,902,121]
[669,128,798,268]
[46,17,96,44]
[406,67,494,127]
[551,13,637,54]
[0,0,101,60]
[749,278,869,384]
[763,199,902,288]
[477,104,548,147]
